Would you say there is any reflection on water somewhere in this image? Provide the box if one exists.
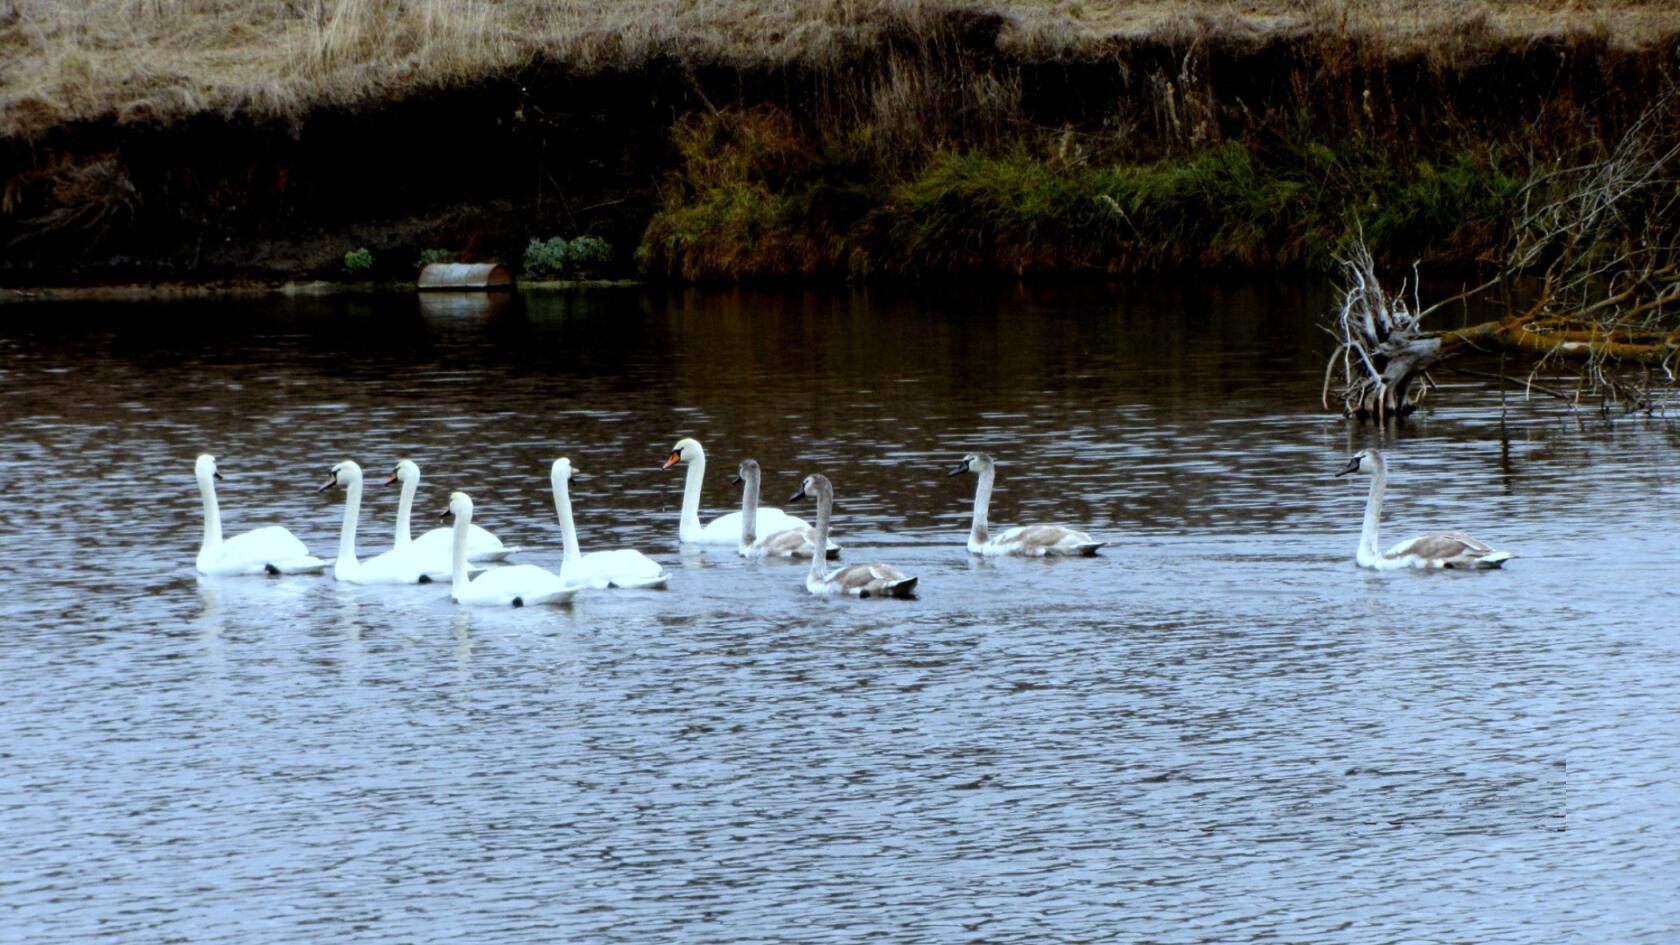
[1,283,1677,944]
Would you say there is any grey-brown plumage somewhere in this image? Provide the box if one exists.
[735,458,842,559]
[950,452,1106,556]
[1336,448,1515,570]
[790,473,917,599]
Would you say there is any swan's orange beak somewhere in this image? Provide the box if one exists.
[661,451,681,469]
[383,472,399,486]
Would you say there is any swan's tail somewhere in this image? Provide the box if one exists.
[883,576,918,599]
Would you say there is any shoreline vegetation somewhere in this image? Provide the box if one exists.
[3,1,1679,287]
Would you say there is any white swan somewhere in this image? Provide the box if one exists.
[315,461,428,584]
[789,474,918,598]
[733,459,840,559]
[388,460,516,563]
[194,453,327,576]
[550,458,669,589]
[662,437,810,544]
[441,492,583,607]
[1337,448,1515,570]
[949,453,1105,557]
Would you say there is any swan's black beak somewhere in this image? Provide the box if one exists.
[383,472,399,486]
[213,471,225,481]
[947,461,969,477]
[789,487,808,502]
[730,474,743,485]
[315,475,337,493]
[1334,456,1360,477]
[437,508,454,522]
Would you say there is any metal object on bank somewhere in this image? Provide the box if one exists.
[417,263,514,291]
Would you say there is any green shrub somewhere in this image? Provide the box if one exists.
[568,236,614,271]
[416,248,455,269]
[523,235,615,278]
[523,237,569,277]
[343,247,374,273]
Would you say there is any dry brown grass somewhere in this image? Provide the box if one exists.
[2,0,1676,141]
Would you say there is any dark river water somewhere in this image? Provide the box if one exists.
[2,283,1676,944]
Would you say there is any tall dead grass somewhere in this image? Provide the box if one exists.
[3,0,1676,141]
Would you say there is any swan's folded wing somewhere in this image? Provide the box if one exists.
[582,549,669,588]
[222,525,311,561]
[1387,532,1506,566]
[996,524,1103,556]
[756,526,822,558]
[467,564,582,605]
[822,562,916,597]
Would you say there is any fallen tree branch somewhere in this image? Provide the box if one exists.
[1325,89,1680,419]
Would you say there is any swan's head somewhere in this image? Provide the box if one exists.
[789,472,832,503]
[551,457,576,482]
[195,453,224,482]
[948,452,995,477]
[317,460,362,493]
[1336,448,1385,478]
[386,459,419,487]
[732,458,760,486]
[440,491,472,522]
[663,437,702,469]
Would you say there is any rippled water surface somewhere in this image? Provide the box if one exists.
[3,283,1677,944]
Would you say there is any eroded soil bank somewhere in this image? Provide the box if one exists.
[3,8,1677,287]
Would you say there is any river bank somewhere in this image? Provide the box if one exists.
[3,1,1677,286]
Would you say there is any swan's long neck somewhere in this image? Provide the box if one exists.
[452,505,471,598]
[809,486,831,585]
[970,467,995,546]
[1359,463,1386,563]
[395,474,417,548]
[553,473,582,564]
[337,477,363,567]
[197,470,223,557]
[680,447,706,539]
[740,470,760,547]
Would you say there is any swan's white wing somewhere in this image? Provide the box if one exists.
[695,512,748,545]
[698,507,812,546]
[413,524,516,561]
[204,526,326,575]
[352,546,428,585]
[458,565,582,606]
[756,507,812,533]
[562,549,668,589]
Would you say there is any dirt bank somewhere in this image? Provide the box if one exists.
[3,1,1677,286]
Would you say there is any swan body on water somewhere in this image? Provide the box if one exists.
[317,461,428,584]
[733,459,841,559]
[443,492,582,607]
[194,454,327,576]
[950,453,1105,557]
[1337,449,1515,570]
[388,460,515,565]
[550,458,669,589]
[790,474,917,598]
[663,437,809,544]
